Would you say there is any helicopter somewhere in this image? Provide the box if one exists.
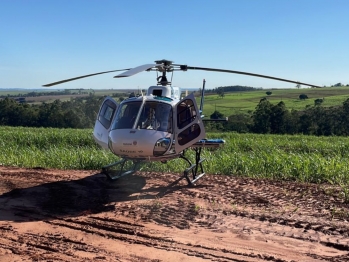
[44,59,321,186]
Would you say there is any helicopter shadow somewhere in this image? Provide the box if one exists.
[0,171,201,222]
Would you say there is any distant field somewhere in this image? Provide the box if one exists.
[2,86,349,117]
[0,89,128,104]
[202,86,349,116]
[0,89,131,96]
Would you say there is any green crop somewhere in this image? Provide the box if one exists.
[1,127,349,187]
[0,126,117,170]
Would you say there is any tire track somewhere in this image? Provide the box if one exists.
[1,167,349,261]
[43,216,288,261]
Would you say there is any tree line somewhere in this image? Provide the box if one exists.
[0,96,102,128]
[2,94,349,136]
[208,98,349,136]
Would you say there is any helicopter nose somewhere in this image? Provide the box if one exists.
[108,129,168,158]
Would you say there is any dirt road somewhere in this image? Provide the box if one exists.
[0,166,348,261]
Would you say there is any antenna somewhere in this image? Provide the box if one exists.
[200,79,206,113]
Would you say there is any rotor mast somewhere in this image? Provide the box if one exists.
[155,59,174,86]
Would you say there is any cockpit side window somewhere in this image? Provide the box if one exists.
[112,101,141,129]
[156,103,172,132]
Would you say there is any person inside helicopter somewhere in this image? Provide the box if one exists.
[137,102,172,131]
[141,107,160,130]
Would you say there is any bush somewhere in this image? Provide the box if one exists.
[314,98,324,106]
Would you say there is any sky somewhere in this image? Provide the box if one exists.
[1,0,349,91]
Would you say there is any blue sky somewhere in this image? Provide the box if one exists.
[1,0,348,90]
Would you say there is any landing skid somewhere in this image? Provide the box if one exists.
[102,159,142,180]
[180,147,206,186]
[101,148,206,186]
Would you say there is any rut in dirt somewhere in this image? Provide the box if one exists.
[0,167,349,261]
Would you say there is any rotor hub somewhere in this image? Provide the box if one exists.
[155,59,173,66]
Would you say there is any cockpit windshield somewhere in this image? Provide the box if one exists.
[112,100,173,132]
[137,101,172,132]
[112,101,141,129]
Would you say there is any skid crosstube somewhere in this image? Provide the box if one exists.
[101,152,205,186]
[180,147,206,186]
[181,139,225,186]
[102,159,142,180]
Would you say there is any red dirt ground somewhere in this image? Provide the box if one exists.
[1,166,349,261]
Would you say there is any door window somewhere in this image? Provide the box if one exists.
[173,93,206,153]
[98,100,117,129]
[178,123,201,146]
[177,99,197,129]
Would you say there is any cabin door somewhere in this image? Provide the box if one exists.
[93,96,119,150]
[173,93,206,153]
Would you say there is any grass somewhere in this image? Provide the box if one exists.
[0,126,117,170]
[1,126,349,187]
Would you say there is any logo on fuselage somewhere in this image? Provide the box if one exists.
[122,141,138,146]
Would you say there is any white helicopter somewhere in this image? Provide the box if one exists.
[44,59,321,185]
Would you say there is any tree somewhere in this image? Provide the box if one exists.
[207,110,226,131]
[339,98,349,136]
[270,101,289,134]
[285,109,300,134]
[266,91,272,96]
[210,110,224,119]
[226,113,252,133]
[216,87,225,98]
[252,98,272,133]
[299,94,308,100]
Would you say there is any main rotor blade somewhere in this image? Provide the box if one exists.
[182,65,321,88]
[114,64,158,78]
[43,69,130,87]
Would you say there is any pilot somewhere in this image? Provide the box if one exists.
[142,107,160,130]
